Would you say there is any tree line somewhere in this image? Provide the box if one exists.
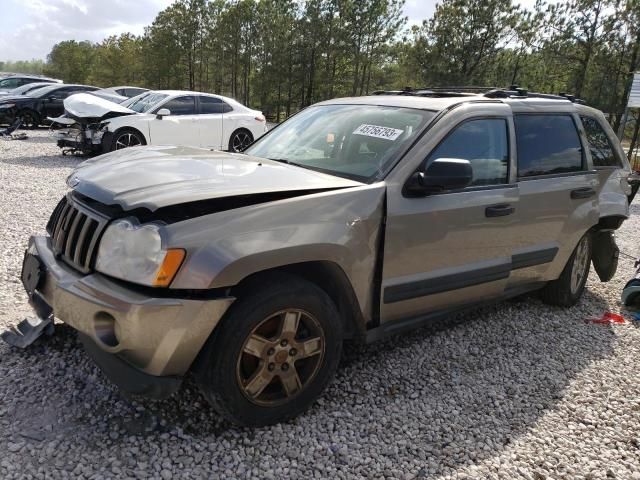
[6,0,640,144]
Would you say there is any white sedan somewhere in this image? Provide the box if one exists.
[55,90,268,154]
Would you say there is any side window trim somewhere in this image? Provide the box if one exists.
[514,112,586,180]
[419,115,512,192]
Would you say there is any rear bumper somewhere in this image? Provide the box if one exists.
[24,236,234,395]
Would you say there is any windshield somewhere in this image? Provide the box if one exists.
[245,104,434,182]
[123,92,169,113]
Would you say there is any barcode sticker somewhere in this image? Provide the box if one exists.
[353,124,404,141]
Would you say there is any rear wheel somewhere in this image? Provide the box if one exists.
[540,234,592,307]
[195,274,342,426]
[110,129,146,151]
[228,129,253,152]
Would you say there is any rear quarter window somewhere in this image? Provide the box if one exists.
[515,114,584,177]
[580,116,620,167]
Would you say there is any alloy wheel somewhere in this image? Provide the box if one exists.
[236,309,325,406]
[231,131,253,152]
[570,236,590,294]
[115,132,142,150]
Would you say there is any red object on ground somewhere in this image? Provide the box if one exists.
[585,312,626,325]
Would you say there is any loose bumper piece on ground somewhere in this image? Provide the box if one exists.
[0,316,54,348]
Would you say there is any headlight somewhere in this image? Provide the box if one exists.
[0,103,16,110]
[95,219,185,287]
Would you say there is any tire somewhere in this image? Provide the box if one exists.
[17,110,40,129]
[540,234,592,307]
[110,128,146,151]
[228,129,254,152]
[195,273,342,426]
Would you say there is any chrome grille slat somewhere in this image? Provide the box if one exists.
[64,212,85,258]
[47,195,109,274]
[83,220,103,270]
[73,217,93,265]
[52,203,72,245]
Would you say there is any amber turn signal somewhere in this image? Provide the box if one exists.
[153,249,186,287]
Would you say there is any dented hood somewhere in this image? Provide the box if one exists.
[64,93,135,120]
[69,145,363,211]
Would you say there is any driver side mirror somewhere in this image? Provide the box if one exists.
[404,158,473,197]
[156,108,170,119]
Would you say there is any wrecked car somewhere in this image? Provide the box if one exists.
[0,83,99,128]
[16,88,636,426]
[54,90,267,155]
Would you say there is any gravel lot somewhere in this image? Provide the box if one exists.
[1,130,639,479]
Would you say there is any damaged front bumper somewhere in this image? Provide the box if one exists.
[20,236,235,398]
[54,126,108,154]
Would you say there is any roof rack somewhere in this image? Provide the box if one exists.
[371,85,587,104]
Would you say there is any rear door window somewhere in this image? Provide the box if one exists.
[580,116,620,167]
[160,96,197,115]
[515,115,583,177]
[199,96,224,114]
[428,118,509,186]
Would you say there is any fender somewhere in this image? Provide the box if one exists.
[165,184,387,320]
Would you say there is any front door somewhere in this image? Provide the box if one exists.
[381,116,520,323]
[43,87,72,117]
[148,95,199,146]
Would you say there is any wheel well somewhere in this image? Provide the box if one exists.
[230,262,366,341]
[112,126,147,145]
[591,215,626,232]
[18,108,40,121]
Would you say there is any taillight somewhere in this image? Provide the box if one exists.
[255,115,265,122]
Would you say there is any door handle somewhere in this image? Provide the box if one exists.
[485,204,515,217]
[570,187,596,199]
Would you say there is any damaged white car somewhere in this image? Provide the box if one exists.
[53,90,268,154]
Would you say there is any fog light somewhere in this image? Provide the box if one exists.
[94,311,119,348]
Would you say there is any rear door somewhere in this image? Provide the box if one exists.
[196,95,225,150]
[148,95,199,146]
[381,104,521,323]
[506,113,599,289]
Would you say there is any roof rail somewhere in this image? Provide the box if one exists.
[371,86,489,98]
[370,85,587,104]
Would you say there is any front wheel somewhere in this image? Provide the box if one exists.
[540,234,592,307]
[195,274,342,426]
[228,129,254,152]
[17,110,40,129]
[110,129,146,151]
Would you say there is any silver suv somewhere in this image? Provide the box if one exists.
[20,88,635,426]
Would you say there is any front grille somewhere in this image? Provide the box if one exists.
[46,195,109,274]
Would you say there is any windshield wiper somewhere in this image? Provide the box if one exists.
[266,157,293,164]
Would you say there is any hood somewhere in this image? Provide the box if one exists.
[70,145,363,211]
[64,93,135,121]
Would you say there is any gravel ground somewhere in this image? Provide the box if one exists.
[1,130,640,480]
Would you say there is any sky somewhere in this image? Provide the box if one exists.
[0,0,543,62]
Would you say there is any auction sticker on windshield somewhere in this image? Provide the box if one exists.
[353,124,404,141]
